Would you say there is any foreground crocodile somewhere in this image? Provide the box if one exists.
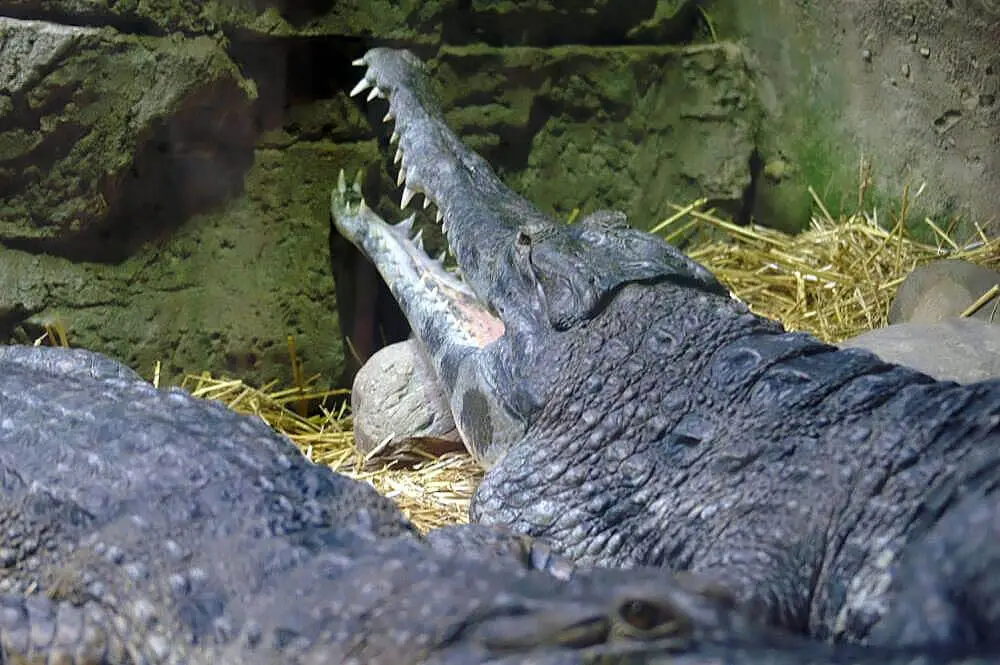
[7,345,996,664]
[337,48,1000,650]
[0,343,777,664]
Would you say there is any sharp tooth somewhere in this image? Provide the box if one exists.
[337,169,346,193]
[412,228,425,250]
[435,250,446,263]
[435,210,443,223]
[422,196,431,210]
[383,110,394,123]
[393,148,402,165]
[401,185,416,209]
[396,168,406,187]
[359,198,367,211]
[366,86,381,102]
[351,58,366,66]
[349,77,371,97]
[396,215,415,233]
[390,131,400,144]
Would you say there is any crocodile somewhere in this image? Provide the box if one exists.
[0,342,818,665]
[6,345,991,664]
[337,47,1000,650]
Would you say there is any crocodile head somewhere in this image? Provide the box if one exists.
[336,49,727,468]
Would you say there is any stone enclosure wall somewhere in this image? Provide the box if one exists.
[0,0,997,388]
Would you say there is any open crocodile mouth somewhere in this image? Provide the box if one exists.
[345,48,555,327]
[332,170,504,354]
[350,53,455,238]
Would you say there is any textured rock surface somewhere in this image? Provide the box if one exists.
[431,43,760,233]
[0,139,372,386]
[351,339,463,456]
[0,16,255,250]
[722,0,1000,235]
[841,318,1000,383]
[1,0,997,387]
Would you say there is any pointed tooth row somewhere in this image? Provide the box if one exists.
[349,60,452,241]
[349,76,383,100]
[401,185,416,209]
[334,169,368,214]
[395,214,415,234]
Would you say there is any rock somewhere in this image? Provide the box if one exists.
[840,318,1000,383]
[0,140,376,388]
[721,0,1000,233]
[462,0,680,47]
[351,339,463,456]
[0,17,256,255]
[432,43,761,233]
[0,0,292,36]
[889,259,1000,324]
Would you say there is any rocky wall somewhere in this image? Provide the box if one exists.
[0,0,995,388]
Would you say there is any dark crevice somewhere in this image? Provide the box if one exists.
[275,0,336,28]
[738,149,764,226]
[483,93,554,176]
[0,305,37,342]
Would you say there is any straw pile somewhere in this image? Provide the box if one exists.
[183,189,999,532]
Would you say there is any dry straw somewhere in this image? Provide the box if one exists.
[29,185,980,533]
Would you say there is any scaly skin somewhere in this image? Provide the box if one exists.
[0,343,839,665]
[340,48,1000,649]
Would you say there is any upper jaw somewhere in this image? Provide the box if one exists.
[349,49,559,320]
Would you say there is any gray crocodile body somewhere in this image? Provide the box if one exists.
[338,48,1000,651]
[7,344,993,664]
[0,343,783,664]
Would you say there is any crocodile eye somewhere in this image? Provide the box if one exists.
[619,600,665,631]
[614,598,692,642]
[516,231,531,247]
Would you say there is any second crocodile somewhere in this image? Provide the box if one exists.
[337,48,1000,650]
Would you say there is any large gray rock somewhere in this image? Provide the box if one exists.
[889,259,1000,324]
[351,339,463,456]
[840,318,1000,383]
